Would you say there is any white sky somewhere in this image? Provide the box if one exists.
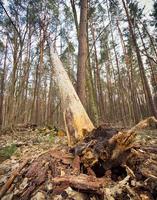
[2,0,154,14]
[138,0,153,12]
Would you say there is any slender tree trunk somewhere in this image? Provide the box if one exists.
[137,24,157,104]
[31,26,45,124]
[0,37,8,128]
[117,20,139,123]
[109,27,126,125]
[24,25,32,123]
[90,22,105,121]
[77,0,88,106]
[106,1,127,125]
[85,1,99,124]
[86,26,99,125]
[47,70,53,124]
[70,0,79,38]
[139,20,157,59]
[35,28,44,124]
[7,30,19,126]
[107,43,119,122]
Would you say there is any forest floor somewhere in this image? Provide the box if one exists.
[0,126,67,164]
[0,123,157,200]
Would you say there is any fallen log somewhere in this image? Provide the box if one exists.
[127,116,157,134]
[52,174,107,195]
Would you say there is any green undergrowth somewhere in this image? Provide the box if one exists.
[0,144,17,162]
[48,134,55,143]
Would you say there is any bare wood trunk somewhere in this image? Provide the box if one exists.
[49,48,94,146]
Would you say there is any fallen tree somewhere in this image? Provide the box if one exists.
[0,50,157,200]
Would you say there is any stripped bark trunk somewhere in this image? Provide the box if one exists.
[49,47,94,146]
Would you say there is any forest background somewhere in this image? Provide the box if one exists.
[0,0,157,129]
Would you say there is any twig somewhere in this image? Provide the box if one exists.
[0,159,29,198]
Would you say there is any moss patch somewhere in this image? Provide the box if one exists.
[48,134,55,143]
[0,144,17,162]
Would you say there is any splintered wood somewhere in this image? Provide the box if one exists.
[0,117,157,199]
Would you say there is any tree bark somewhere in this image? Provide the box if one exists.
[77,0,88,106]
[0,37,8,128]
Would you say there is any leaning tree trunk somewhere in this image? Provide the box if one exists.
[49,47,94,146]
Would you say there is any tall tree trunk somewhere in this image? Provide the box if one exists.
[8,30,19,125]
[117,20,139,123]
[23,25,32,123]
[137,24,157,98]
[46,70,53,124]
[139,20,157,59]
[35,28,44,124]
[70,0,79,38]
[109,28,126,125]
[90,22,105,121]
[49,47,94,146]
[106,0,127,125]
[77,0,88,106]
[31,26,45,124]
[107,43,119,122]
[0,37,8,128]
[86,26,99,125]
